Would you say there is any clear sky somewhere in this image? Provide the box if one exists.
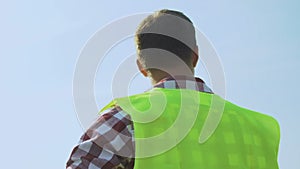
[0,0,299,168]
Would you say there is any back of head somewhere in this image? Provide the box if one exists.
[135,9,197,75]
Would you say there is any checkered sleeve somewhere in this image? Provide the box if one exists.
[66,108,135,169]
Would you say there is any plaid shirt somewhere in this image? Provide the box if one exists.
[66,77,213,169]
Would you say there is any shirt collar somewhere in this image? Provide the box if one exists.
[151,76,213,94]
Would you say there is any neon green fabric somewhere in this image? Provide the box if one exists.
[101,88,280,169]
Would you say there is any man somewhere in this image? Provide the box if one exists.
[67,9,280,169]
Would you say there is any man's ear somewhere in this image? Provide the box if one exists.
[136,59,148,77]
[192,45,199,68]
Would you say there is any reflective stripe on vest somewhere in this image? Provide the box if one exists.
[101,88,280,169]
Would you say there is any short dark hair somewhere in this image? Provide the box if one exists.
[135,9,197,71]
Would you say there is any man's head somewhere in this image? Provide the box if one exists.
[135,9,199,82]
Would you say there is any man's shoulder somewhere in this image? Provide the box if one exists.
[99,106,132,124]
[223,100,280,134]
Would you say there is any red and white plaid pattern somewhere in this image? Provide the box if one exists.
[66,77,213,169]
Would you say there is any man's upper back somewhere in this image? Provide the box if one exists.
[102,87,280,169]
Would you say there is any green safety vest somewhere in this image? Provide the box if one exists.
[101,88,280,169]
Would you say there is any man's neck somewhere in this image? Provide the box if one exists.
[148,68,195,85]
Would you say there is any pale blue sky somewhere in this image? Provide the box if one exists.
[0,0,299,168]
